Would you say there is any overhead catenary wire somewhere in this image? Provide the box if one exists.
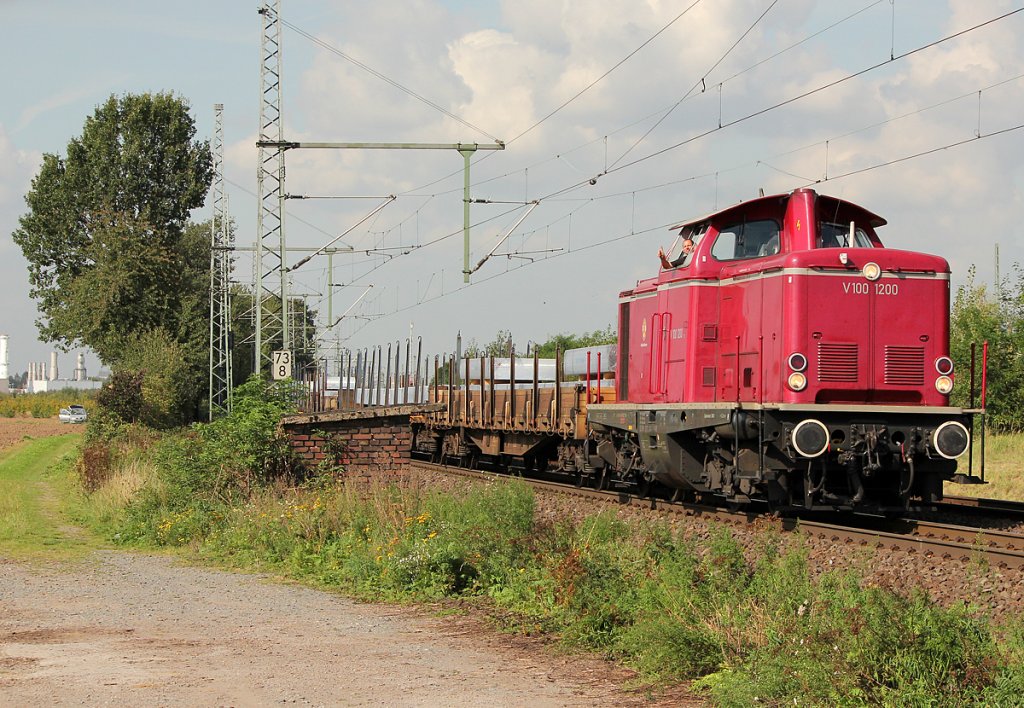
[537,6,1024,203]
[273,10,503,143]
[607,0,781,171]
[348,120,1024,326]
[229,63,1024,315]
[283,2,1016,282]
[504,0,706,148]
[316,0,897,264]
[286,195,396,273]
[392,0,903,201]
[364,66,1024,258]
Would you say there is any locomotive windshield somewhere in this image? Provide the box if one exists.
[710,219,780,261]
[819,221,873,248]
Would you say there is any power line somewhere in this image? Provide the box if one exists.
[608,0,781,170]
[274,11,503,143]
[348,121,1024,328]
[539,6,1024,201]
[226,66,1022,280]
[391,0,890,201]
[505,0,706,148]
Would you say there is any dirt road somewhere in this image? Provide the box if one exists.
[1,552,666,707]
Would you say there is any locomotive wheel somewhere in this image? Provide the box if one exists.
[635,475,652,500]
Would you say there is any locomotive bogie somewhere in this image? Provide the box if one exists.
[586,402,969,510]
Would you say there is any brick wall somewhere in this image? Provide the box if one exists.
[280,404,440,484]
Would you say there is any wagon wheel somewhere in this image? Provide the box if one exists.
[573,468,586,488]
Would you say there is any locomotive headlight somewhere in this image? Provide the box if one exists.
[935,375,954,394]
[862,262,882,281]
[935,356,954,375]
[788,352,808,372]
[787,371,807,391]
[932,421,970,459]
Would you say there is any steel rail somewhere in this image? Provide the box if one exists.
[937,495,1024,519]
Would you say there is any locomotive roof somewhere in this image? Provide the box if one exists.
[668,190,887,232]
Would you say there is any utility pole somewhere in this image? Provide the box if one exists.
[208,103,233,419]
[252,3,505,369]
[255,1,286,375]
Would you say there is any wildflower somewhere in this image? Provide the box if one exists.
[427,531,437,539]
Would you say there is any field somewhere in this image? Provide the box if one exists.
[0,391,96,420]
[951,430,1024,500]
[0,417,76,450]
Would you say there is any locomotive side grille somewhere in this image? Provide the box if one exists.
[884,346,925,385]
[817,343,859,382]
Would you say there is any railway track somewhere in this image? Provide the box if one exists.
[936,494,1024,520]
[411,460,1024,570]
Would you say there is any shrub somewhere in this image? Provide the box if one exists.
[96,370,145,424]
[78,441,113,492]
[112,329,199,428]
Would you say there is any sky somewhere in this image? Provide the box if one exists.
[2,0,1022,378]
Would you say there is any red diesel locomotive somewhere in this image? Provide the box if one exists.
[588,187,973,510]
[415,187,975,512]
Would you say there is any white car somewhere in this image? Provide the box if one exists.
[59,405,87,424]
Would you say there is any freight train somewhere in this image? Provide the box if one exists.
[411,188,980,512]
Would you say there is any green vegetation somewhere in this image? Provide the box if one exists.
[11,92,241,424]
[463,327,616,358]
[66,381,1024,705]
[950,431,1024,501]
[950,267,1024,432]
[0,432,97,559]
[13,92,212,363]
[0,390,96,418]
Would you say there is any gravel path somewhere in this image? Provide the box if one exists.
[0,552,676,707]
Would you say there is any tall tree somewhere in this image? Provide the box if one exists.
[13,92,212,356]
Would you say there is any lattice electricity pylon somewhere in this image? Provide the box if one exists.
[253,0,288,375]
[209,103,234,419]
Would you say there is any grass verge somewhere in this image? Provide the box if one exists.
[949,432,1024,500]
[0,432,101,560]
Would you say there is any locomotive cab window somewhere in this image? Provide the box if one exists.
[819,221,873,248]
[667,222,709,267]
[710,219,780,261]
